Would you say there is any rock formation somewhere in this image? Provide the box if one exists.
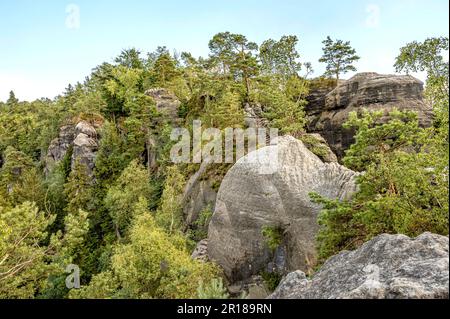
[45,120,100,176]
[269,232,449,299]
[191,239,209,262]
[45,125,75,175]
[183,180,217,228]
[306,73,433,158]
[71,121,99,176]
[244,103,269,128]
[145,88,181,124]
[207,136,359,282]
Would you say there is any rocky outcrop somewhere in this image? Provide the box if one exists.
[191,239,209,262]
[45,125,75,175]
[45,121,100,176]
[244,103,269,128]
[145,88,181,123]
[306,73,433,158]
[71,121,99,176]
[183,180,217,227]
[269,232,449,299]
[207,136,359,282]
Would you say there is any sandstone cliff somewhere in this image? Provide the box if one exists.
[306,73,433,158]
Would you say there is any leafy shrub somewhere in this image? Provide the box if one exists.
[197,278,229,299]
[261,225,284,251]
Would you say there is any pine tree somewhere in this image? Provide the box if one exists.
[319,36,360,81]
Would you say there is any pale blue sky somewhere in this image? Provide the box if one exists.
[0,0,448,101]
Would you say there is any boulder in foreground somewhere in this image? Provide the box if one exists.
[269,232,449,299]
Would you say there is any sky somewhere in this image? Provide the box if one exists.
[0,0,448,102]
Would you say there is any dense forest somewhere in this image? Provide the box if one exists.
[0,33,448,299]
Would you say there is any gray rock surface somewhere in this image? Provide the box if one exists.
[269,232,449,299]
[207,136,359,282]
[183,180,217,227]
[45,121,99,176]
[191,239,209,262]
[72,122,98,173]
[44,125,75,175]
[306,73,433,158]
[244,103,269,128]
[145,88,181,123]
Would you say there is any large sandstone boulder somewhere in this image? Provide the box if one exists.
[306,73,433,158]
[269,232,449,299]
[207,136,359,282]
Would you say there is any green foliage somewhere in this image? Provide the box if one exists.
[72,202,220,299]
[319,36,360,81]
[299,134,330,159]
[155,165,186,234]
[104,160,151,239]
[394,37,449,130]
[197,278,229,299]
[260,271,283,292]
[261,225,284,251]
[64,160,94,215]
[189,206,213,242]
[342,109,422,171]
[0,202,58,298]
[202,85,245,129]
[208,32,259,96]
[253,76,307,137]
[260,35,303,78]
[312,110,449,263]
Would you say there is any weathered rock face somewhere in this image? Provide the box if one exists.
[299,133,338,163]
[191,239,209,262]
[183,180,217,227]
[244,103,269,128]
[207,136,359,282]
[45,125,75,174]
[45,121,100,176]
[71,121,99,176]
[306,73,433,158]
[145,88,181,123]
[269,232,449,299]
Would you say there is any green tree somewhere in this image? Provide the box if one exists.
[71,199,220,299]
[342,109,422,171]
[0,147,45,208]
[394,37,449,128]
[253,76,307,137]
[0,202,58,298]
[312,110,448,262]
[155,165,186,234]
[115,48,144,69]
[208,32,259,96]
[202,85,245,129]
[259,35,303,78]
[318,36,360,81]
[64,160,94,215]
[152,51,180,86]
[6,91,19,106]
[104,160,151,239]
